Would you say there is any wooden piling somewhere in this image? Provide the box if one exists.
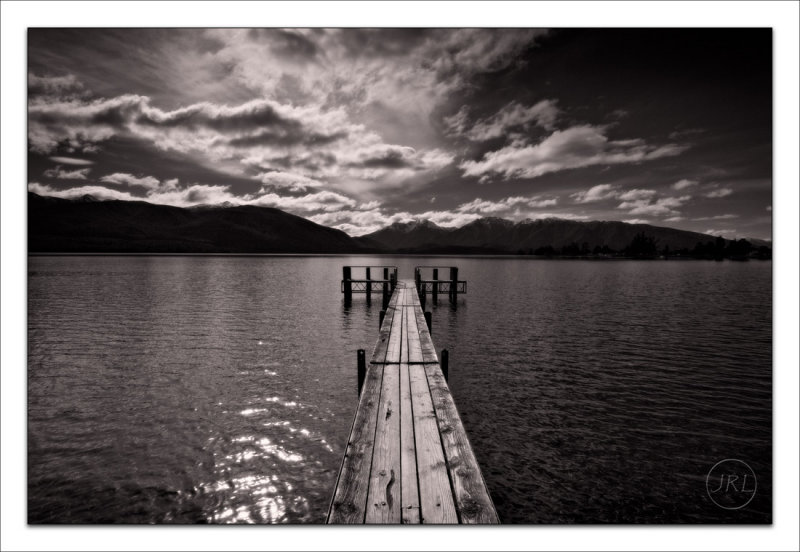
[441,348,449,381]
[449,267,458,305]
[365,267,371,305]
[379,310,385,329]
[424,311,432,334]
[432,268,438,304]
[382,268,389,310]
[357,349,366,395]
[343,266,352,306]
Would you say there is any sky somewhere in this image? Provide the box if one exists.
[27,28,772,239]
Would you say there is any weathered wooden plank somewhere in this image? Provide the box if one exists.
[397,279,437,362]
[327,364,385,523]
[409,364,458,524]
[384,299,404,364]
[405,303,424,364]
[366,365,401,523]
[399,362,420,523]
[413,299,438,364]
[400,307,410,364]
[370,303,397,364]
[423,362,500,524]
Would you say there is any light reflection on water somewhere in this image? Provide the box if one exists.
[28,256,771,523]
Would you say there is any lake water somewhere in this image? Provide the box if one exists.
[27,256,772,524]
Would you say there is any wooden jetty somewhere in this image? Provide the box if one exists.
[328,270,499,524]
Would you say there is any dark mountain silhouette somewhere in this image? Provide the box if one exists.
[28,192,768,256]
[28,192,371,253]
[361,217,734,253]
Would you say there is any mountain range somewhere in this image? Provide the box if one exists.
[357,217,761,253]
[28,192,766,254]
[28,192,365,253]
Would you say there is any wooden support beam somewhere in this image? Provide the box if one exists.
[343,266,352,306]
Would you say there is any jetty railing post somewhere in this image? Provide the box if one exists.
[432,268,438,304]
[343,266,352,306]
[449,267,458,305]
[390,269,396,292]
[365,267,371,306]
[382,267,389,310]
[441,348,449,382]
[357,349,366,395]
[424,311,432,334]
[415,268,421,294]
[379,310,386,329]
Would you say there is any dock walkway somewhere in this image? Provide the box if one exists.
[327,279,499,524]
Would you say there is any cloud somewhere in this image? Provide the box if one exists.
[456,196,558,214]
[672,178,698,190]
[618,195,691,217]
[28,182,139,201]
[248,190,358,213]
[212,28,545,105]
[705,187,733,198]
[256,171,324,192]
[623,218,651,224]
[28,73,87,99]
[29,85,452,195]
[617,188,657,201]
[664,216,686,222]
[445,99,560,141]
[43,166,90,180]
[692,214,738,221]
[571,184,618,203]
[100,173,161,190]
[48,156,94,166]
[29,179,362,214]
[460,125,688,181]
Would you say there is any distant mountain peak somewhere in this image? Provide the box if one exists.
[465,217,515,227]
[388,219,442,232]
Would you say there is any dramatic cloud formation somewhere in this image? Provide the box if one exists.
[27,28,771,239]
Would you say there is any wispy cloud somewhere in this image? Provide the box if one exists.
[705,187,733,198]
[672,178,698,190]
[692,214,738,221]
[43,166,90,180]
[455,195,558,214]
[445,99,560,141]
[29,182,138,201]
[100,173,161,190]
[48,156,94,166]
[618,195,691,217]
[570,184,618,203]
[460,125,688,182]
[617,188,657,201]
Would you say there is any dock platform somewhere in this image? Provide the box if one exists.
[327,279,499,524]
